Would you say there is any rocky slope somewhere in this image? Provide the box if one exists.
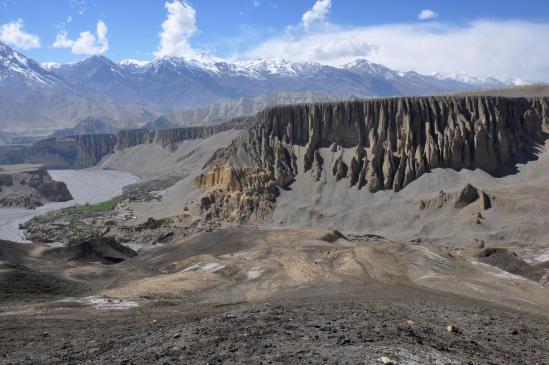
[195,96,549,223]
[0,164,72,208]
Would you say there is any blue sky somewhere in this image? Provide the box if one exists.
[1,0,549,80]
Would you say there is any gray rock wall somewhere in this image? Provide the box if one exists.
[0,119,250,169]
[116,129,152,150]
[240,96,549,192]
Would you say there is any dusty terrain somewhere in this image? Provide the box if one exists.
[1,227,549,364]
[2,293,549,364]
[1,96,549,364]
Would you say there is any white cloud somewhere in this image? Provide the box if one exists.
[70,0,87,16]
[154,0,198,58]
[67,15,73,24]
[418,9,438,21]
[302,0,331,30]
[0,19,40,50]
[253,0,261,7]
[244,20,549,81]
[53,20,109,55]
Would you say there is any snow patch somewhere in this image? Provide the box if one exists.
[88,297,138,310]
[247,267,265,280]
[183,262,226,273]
[470,259,529,281]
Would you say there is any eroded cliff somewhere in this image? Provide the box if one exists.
[195,96,549,222]
[0,119,250,169]
[153,118,251,150]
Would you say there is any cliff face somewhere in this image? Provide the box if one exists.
[0,135,118,169]
[0,120,249,169]
[116,129,152,150]
[195,96,549,222]
[194,164,279,223]
[0,164,72,208]
[153,118,251,151]
[71,134,118,168]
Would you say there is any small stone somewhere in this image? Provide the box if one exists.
[447,325,459,333]
[472,238,485,249]
[380,356,395,364]
[406,320,416,326]
[174,333,181,339]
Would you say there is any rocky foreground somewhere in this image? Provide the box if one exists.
[0,228,548,364]
[2,294,548,364]
[0,164,72,209]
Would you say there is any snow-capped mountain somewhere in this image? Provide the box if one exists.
[432,72,519,88]
[1,40,522,101]
[24,49,522,107]
[343,59,399,80]
[235,59,323,79]
[0,41,65,90]
[0,41,527,133]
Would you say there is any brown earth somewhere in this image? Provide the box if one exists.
[1,228,548,364]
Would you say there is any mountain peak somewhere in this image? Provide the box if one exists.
[78,54,118,67]
[343,58,372,67]
[344,58,397,79]
[0,42,64,90]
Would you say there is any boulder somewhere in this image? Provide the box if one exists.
[472,238,485,249]
[454,184,480,209]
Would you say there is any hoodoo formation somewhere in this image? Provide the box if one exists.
[195,96,549,222]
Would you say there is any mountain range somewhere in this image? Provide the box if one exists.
[0,40,523,135]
